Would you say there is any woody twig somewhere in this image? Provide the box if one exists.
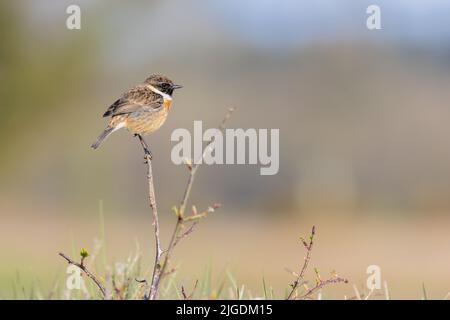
[58,251,106,298]
[145,108,235,300]
[286,226,348,300]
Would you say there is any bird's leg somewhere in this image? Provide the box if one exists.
[136,134,153,160]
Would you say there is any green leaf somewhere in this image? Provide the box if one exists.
[80,248,89,258]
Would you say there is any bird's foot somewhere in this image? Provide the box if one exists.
[143,149,153,162]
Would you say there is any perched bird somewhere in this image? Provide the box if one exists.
[91,74,182,157]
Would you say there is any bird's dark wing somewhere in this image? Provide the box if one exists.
[102,97,127,117]
[102,86,163,117]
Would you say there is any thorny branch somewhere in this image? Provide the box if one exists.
[145,108,235,300]
[141,149,163,300]
[299,275,349,300]
[58,252,106,298]
[181,280,199,300]
[286,226,348,300]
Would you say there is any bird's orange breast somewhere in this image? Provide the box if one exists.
[163,99,172,110]
[124,108,168,135]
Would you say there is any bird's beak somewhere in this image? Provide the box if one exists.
[171,84,183,90]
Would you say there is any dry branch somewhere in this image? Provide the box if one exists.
[287,226,315,300]
[58,252,106,298]
[181,280,199,300]
[141,151,163,300]
[144,108,235,300]
[286,226,348,300]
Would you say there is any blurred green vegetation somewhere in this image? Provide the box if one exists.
[1,1,450,215]
[0,2,95,168]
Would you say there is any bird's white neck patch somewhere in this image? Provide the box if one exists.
[147,84,172,101]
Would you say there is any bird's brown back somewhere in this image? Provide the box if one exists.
[103,86,163,118]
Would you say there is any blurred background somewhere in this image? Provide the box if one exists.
[1,0,450,299]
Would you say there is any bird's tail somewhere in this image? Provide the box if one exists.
[91,127,114,150]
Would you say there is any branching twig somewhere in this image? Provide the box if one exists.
[179,108,234,216]
[286,226,348,300]
[142,150,163,300]
[58,252,106,298]
[145,108,235,300]
[173,221,199,248]
[287,226,315,300]
[299,276,348,299]
[181,280,199,300]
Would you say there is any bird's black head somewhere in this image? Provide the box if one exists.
[144,74,183,96]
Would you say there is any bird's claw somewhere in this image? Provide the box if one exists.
[143,150,153,162]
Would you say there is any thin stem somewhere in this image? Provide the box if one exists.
[150,108,235,299]
[299,277,348,300]
[137,136,162,300]
[286,226,348,300]
[58,252,106,298]
[179,107,234,217]
[287,226,315,300]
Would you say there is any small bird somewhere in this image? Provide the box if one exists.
[91,74,182,157]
